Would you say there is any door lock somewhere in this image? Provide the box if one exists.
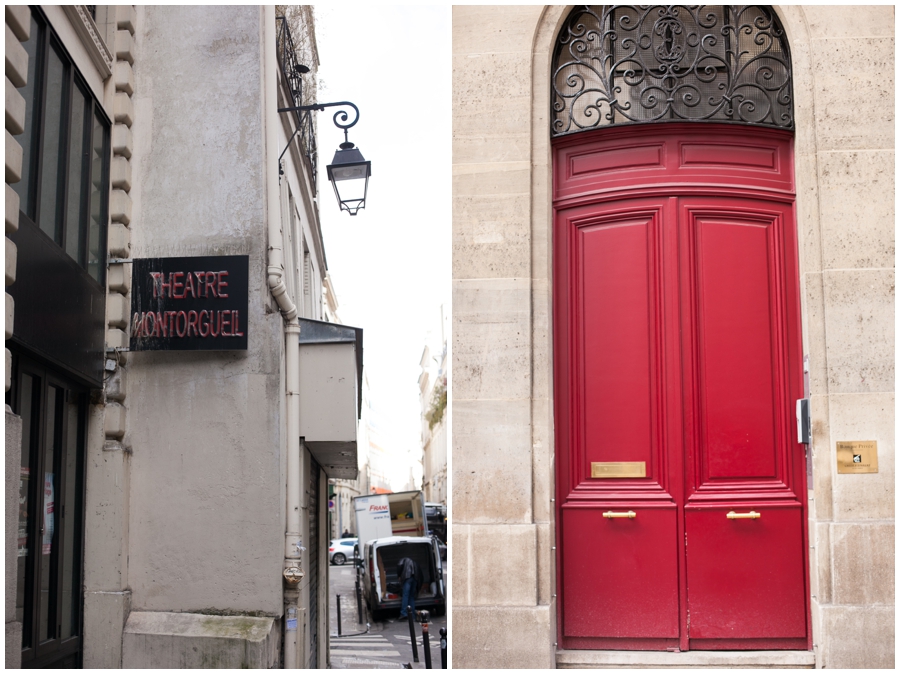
[796,398,810,444]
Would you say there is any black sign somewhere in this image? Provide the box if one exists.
[130,255,248,351]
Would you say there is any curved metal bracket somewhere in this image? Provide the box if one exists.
[278,100,359,128]
[277,100,361,167]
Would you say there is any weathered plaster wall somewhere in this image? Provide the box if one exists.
[124,5,285,618]
[452,4,894,669]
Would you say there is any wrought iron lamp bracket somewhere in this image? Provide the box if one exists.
[277,101,360,167]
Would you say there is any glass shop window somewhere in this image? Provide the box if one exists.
[13,7,111,286]
[8,354,87,668]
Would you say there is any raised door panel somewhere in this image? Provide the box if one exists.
[679,199,799,500]
[685,506,808,645]
[568,200,672,498]
[553,125,794,203]
[562,506,679,640]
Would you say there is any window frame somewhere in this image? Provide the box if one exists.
[8,351,88,668]
[14,6,111,288]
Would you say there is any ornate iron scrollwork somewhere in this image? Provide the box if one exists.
[552,6,793,136]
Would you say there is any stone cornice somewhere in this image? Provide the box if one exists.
[63,5,113,79]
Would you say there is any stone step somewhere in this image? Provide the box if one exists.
[557,650,816,669]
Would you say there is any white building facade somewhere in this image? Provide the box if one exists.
[6,6,360,668]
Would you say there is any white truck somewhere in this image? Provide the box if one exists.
[352,491,445,620]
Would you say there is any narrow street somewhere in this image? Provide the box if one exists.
[328,562,448,669]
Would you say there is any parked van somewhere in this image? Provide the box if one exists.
[353,491,445,620]
[360,536,445,621]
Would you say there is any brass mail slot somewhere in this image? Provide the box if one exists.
[836,441,878,474]
[591,461,646,478]
[727,511,761,519]
[603,510,637,519]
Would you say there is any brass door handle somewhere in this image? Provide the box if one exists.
[726,511,761,519]
[603,511,636,519]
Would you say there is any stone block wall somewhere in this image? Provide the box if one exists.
[451,6,557,668]
[5,7,27,377]
[82,8,136,667]
[792,5,895,669]
[4,5,28,667]
[3,5,140,667]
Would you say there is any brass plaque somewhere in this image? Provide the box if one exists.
[836,441,878,474]
[591,461,646,478]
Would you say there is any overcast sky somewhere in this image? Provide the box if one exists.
[313,5,452,489]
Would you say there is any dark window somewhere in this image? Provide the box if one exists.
[8,352,87,668]
[13,7,110,285]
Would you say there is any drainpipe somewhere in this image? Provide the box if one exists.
[283,322,302,668]
[262,5,304,669]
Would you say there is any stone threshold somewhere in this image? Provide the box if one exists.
[557,650,816,669]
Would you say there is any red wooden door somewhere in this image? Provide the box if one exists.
[553,125,809,652]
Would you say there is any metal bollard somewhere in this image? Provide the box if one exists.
[407,606,419,663]
[440,627,447,669]
[420,611,432,669]
[336,594,342,636]
[355,577,363,624]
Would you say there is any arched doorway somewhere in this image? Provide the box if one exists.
[551,6,810,651]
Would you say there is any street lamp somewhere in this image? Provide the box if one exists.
[278,100,371,215]
[326,140,371,216]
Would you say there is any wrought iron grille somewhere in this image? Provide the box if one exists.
[551,6,793,136]
[276,15,318,190]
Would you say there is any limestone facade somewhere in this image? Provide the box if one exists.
[5,5,30,667]
[452,5,894,669]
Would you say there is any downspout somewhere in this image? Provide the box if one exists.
[263,6,303,669]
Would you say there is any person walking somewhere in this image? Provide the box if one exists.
[396,556,425,621]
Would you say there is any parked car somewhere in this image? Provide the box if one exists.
[329,537,357,565]
[361,536,445,621]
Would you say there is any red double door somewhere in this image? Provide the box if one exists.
[553,125,810,651]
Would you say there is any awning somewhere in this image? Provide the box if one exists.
[297,318,363,479]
